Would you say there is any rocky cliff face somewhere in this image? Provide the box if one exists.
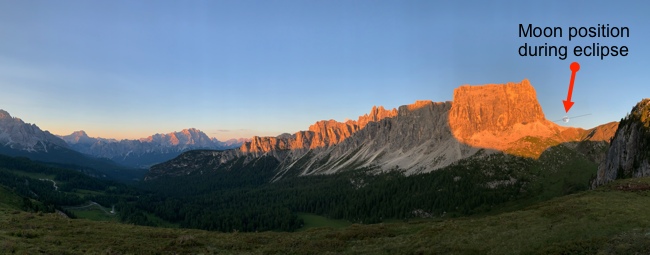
[0,109,69,151]
[449,79,545,137]
[276,100,474,178]
[240,106,397,156]
[61,128,244,168]
[583,122,619,142]
[147,80,618,180]
[148,100,469,180]
[594,99,650,187]
[448,79,584,157]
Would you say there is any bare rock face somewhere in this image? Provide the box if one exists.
[150,100,473,180]
[357,106,398,128]
[582,122,619,142]
[285,100,473,177]
[145,149,244,180]
[447,79,589,158]
[594,99,650,187]
[239,105,398,156]
[0,109,69,151]
[449,79,545,138]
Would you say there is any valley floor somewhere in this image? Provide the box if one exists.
[2,178,650,254]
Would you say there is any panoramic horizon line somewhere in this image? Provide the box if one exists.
[1,79,613,141]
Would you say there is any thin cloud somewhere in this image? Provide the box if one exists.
[211,128,251,134]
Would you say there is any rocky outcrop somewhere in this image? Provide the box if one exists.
[296,100,473,176]
[240,106,397,156]
[449,79,545,137]
[0,109,69,151]
[594,99,650,187]
[146,149,245,180]
[582,122,619,142]
[447,79,598,158]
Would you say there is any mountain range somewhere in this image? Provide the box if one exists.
[146,79,618,180]
[0,110,141,180]
[0,109,246,179]
[1,79,624,186]
[59,129,246,168]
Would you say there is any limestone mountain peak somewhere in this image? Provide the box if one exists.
[358,105,398,128]
[446,79,579,158]
[449,79,545,137]
[72,130,89,137]
[0,109,11,119]
[0,109,69,151]
[59,130,96,145]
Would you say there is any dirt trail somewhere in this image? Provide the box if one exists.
[39,178,58,191]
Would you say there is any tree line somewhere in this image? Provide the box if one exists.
[136,153,543,232]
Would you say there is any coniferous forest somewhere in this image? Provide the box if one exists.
[0,143,596,233]
[134,146,596,232]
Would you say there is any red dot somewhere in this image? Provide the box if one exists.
[570,62,580,72]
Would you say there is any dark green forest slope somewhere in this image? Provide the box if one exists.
[136,140,601,232]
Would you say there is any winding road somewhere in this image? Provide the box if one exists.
[32,179,116,216]
[39,178,58,191]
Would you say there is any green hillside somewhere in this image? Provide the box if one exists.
[0,145,147,182]
[1,177,650,254]
[0,154,158,226]
[0,186,22,210]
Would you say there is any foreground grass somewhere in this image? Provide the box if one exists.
[297,213,352,231]
[67,205,118,222]
[3,178,650,254]
[63,202,179,227]
[0,186,21,210]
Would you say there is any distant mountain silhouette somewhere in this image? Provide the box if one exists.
[59,128,246,168]
[0,110,143,181]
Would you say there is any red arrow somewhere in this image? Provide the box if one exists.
[563,62,580,113]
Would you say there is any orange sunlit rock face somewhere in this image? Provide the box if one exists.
[448,79,614,158]
[239,105,398,154]
[449,79,545,136]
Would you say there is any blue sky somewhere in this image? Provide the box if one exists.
[0,0,648,140]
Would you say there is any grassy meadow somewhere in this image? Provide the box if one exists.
[2,177,650,254]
